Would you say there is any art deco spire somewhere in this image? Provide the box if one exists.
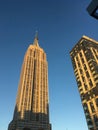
[33,31,39,47]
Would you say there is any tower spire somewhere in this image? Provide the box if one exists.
[35,31,38,40]
[33,31,39,47]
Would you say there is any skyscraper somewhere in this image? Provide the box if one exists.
[70,35,98,130]
[8,34,51,130]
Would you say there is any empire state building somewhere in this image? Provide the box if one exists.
[8,34,52,130]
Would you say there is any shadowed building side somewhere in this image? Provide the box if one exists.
[87,0,98,19]
[70,35,98,130]
[8,35,51,130]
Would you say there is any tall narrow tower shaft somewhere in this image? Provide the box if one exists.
[8,35,51,130]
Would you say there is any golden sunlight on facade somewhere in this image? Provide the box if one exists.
[70,35,98,130]
[8,35,51,130]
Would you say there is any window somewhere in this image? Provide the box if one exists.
[80,69,83,74]
[23,128,31,130]
[84,64,87,70]
[90,102,95,113]
[95,98,98,107]
[81,58,84,63]
[86,71,90,78]
[93,115,98,127]
[38,128,44,130]
[82,76,85,82]
[89,79,93,88]
[77,81,81,86]
[84,84,88,91]
[80,52,82,57]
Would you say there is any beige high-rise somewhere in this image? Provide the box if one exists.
[8,35,51,130]
[70,36,98,130]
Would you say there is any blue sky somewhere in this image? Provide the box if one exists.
[0,0,98,130]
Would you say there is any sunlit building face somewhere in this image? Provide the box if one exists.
[8,35,51,130]
[70,36,98,130]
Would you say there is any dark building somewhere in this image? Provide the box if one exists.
[87,0,98,19]
[70,35,98,130]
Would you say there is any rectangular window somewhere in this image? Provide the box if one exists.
[84,84,88,91]
[95,98,98,107]
[84,64,87,70]
[90,102,95,113]
[89,79,93,88]
[86,71,90,78]
[93,115,98,127]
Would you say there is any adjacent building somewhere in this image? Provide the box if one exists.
[87,0,98,19]
[8,35,51,130]
[70,35,98,130]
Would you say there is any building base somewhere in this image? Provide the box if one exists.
[8,120,51,130]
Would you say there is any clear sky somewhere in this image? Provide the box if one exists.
[0,0,98,130]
